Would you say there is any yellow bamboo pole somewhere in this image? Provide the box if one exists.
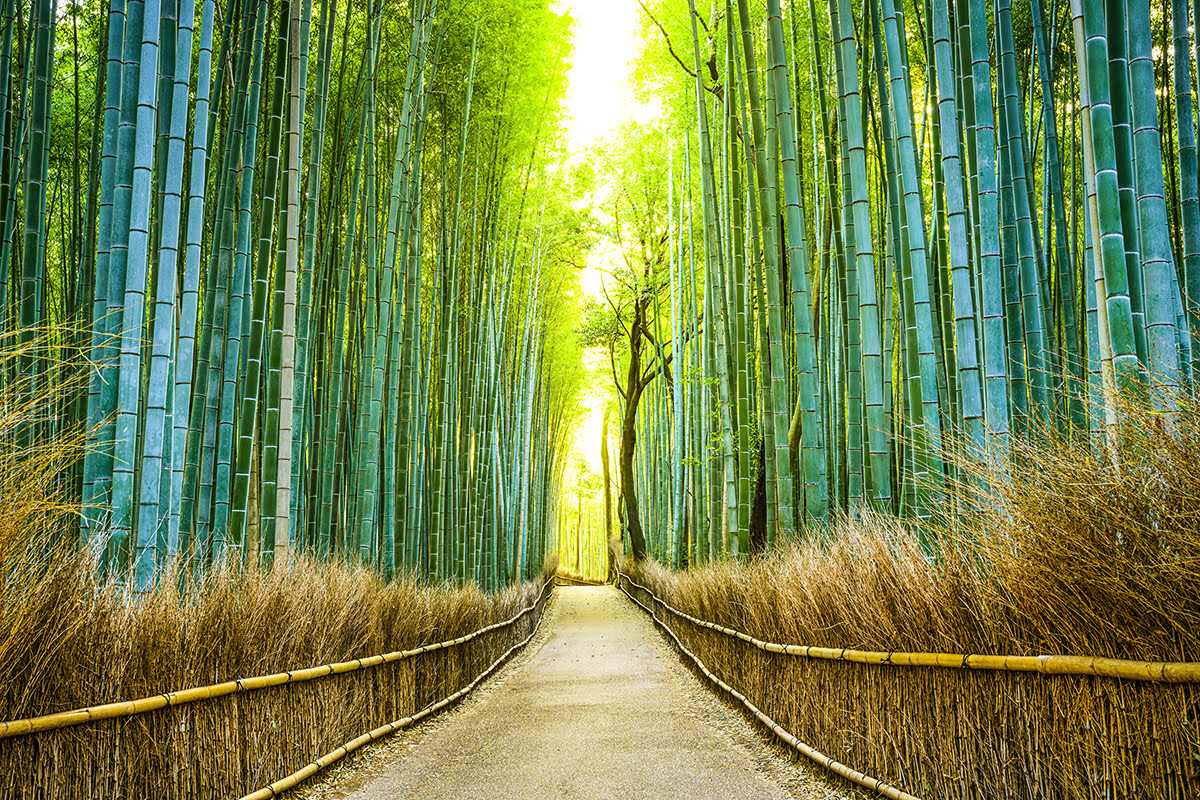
[0,578,555,740]
[619,574,923,800]
[553,574,603,586]
[616,573,1200,682]
[238,579,553,800]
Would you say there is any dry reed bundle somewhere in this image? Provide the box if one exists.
[621,393,1200,800]
[0,334,557,799]
[0,555,553,799]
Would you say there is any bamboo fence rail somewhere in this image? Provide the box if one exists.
[0,579,552,740]
[618,572,920,800]
[238,579,553,800]
[553,574,606,587]
[0,578,554,799]
[618,571,1200,800]
[618,574,1200,682]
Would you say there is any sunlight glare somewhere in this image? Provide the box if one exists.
[553,0,647,484]
[555,0,645,153]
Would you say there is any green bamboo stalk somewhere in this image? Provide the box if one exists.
[290,0,334,546]
[229,0,289,555]
[274,0,310,554]
[1127,0,1182,397]
[1079,0,1140,387]
[1104,0,1148,372]
[17,0,55,450]
[103,0,147,573]
[137,0,196,574]
[930,0,985,453]
[828,0,892,509]
[996,0,1051,428]
[214,1,268,556]
[1030,0,1080,424]
[767,0,821,529]
[965,0,1011,448]
[81,0,128,545]
[1178,0,1200,380]
[880,0,947,514]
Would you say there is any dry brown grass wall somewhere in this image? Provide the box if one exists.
[624,396,1200,799]
[0,336,555,799]
[0,552,552,799]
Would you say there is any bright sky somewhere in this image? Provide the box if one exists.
[555,0,641,153]
[553,0,648,477]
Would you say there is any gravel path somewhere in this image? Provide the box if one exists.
[299,585,859,800]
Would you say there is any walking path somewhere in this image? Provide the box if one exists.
[304,585,856,800]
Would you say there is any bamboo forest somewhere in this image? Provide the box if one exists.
[0,0,1197,796]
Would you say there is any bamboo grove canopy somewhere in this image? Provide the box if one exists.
[586,0,1200,565]
[14,0,586,588]
[10,0,1200,580]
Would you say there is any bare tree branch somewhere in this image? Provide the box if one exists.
[637,0,696,79]
[640,350,674,391]
[636,0,724,101]
[601,282,632,340]
[611,345,628,400]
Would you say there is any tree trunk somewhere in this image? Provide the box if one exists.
[749,440,767,554]
[619,403,647,561]
[602,406,615,580]
[620,298,650,561]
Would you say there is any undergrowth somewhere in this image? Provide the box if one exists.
[631,390,1200,663]
[0,334,549,724]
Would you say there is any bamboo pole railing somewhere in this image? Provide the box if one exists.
[238,577,554,800]
[0,577,555,741]
[553,574,605,586]
[616,570,921,800]
[617,573,1200,682]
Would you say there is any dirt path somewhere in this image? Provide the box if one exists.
[302,585,857,800]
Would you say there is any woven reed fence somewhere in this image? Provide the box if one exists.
[0,577,552,799]
[618,571,1199,800]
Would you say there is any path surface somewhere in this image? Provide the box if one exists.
[306,585,855,800]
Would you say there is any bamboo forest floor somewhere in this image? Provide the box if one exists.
[297,586,859,800]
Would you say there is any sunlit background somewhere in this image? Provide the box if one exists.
[551,0,651,574]
[556,0,646,473]
[557,0,640,153]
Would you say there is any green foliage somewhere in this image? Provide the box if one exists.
[13,0,590,591]
[606,0,1200,564]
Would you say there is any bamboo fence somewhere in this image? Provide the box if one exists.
[618,571,1200,800]
[0,578,553,799]
[553,574,606,587]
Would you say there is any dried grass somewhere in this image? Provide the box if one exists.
[626,393,1200,799]
[0,549,553,799]
[0,335,555,799]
